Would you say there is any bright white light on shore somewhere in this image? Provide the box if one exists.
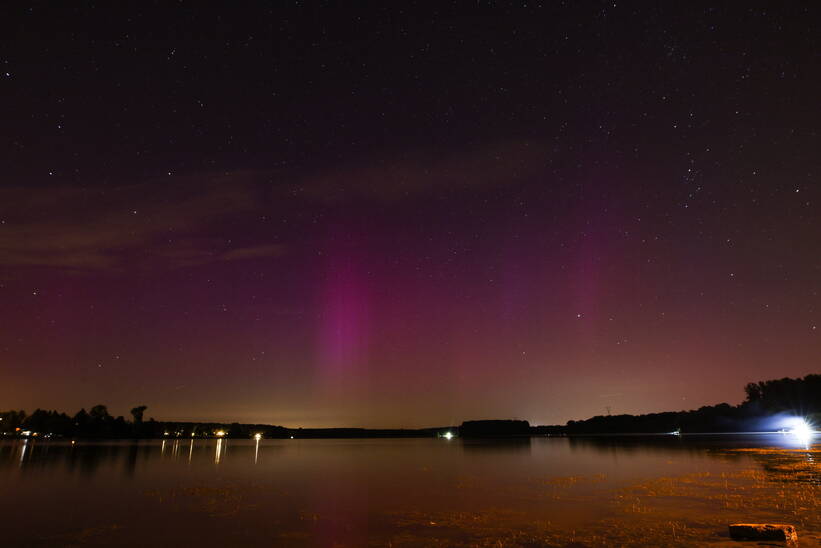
[253,433,262,441]
[443,431,453,440]
[214,430,226,437]
[789,419,814,442]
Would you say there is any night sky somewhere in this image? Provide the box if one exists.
[2,3,819,427]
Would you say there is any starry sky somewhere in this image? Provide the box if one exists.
[1,3,820,427]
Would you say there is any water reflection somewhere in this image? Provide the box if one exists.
[562,432,818,454]
[2,437,821,547]
[19,438,28,465]
[124,443,138,477]
[215,438,224,464]
[0,438,282,474]
[778,428,814,450]
[4,434,818,474]
[460,437,532,453]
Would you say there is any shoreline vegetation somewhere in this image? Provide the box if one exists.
[2,374,819,440]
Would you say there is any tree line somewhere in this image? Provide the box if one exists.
[2,404,156,438]
[0,404,290,439]
[535,374,821,435]
[3,375,820,438]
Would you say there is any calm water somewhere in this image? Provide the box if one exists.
[1,435,818,547]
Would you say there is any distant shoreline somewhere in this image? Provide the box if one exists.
[2,429,806,441]
[4,374,820,440]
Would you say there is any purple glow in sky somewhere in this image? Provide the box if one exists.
[1,3,820,427]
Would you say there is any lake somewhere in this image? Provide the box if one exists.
[2,435,820,547]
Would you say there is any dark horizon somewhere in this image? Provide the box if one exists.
[5,374,818,437]
[2,3,820,427]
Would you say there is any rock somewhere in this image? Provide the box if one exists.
[728,523,797,542]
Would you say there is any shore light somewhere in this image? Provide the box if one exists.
[788,419,814,443]
[443,431,454,440]
[215,430,226,437]
[253,433,262,441]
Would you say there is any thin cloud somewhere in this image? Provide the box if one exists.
[0,173,271,272]
[220,244,285,262]
[291,141,546,203]
[1,141,542,273]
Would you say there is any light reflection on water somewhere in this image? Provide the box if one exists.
[0,434,817,547]
[215,437,224,464]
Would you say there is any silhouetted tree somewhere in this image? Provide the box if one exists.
[745,382,762,402]
[130,405,148,424]
[112,416,130,436]
[1,409,27,430]
[89,405,110,421]
[741,375,821,414]
[73,408,89,433]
